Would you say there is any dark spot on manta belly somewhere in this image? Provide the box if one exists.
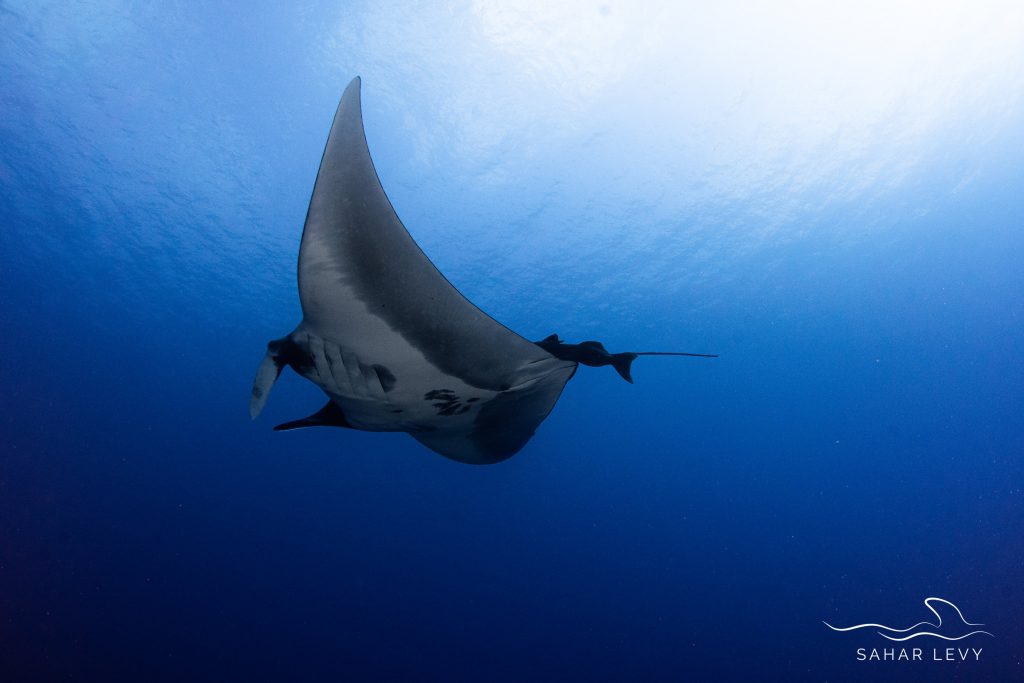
[424,388,475,417]
[425,389,456,400]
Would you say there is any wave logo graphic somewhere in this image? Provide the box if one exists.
[824,597,994,642]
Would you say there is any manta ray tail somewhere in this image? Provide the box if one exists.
[634,351,720,358]
[534,335,717,384]
[611,351,720,384]
[619,351,719,383]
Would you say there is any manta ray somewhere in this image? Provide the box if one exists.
[250,77,715,464]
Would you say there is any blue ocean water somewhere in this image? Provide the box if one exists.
[2,2,1022,681]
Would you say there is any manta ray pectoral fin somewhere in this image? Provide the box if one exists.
[294,76,557,396]
[274,401,352,431]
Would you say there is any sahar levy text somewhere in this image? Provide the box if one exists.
[857,647,983,662]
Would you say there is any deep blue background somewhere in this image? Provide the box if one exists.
[2,2,1022,681]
